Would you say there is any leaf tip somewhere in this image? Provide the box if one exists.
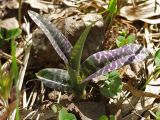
[28,10,37,18]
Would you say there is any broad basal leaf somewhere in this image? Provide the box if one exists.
[70,24,92,72]
[68,66,80,87]
[36,68,70,90]
[68,66,85,96]
[28,11,72,64]
[82,44,145,76]
[82,44,150,81]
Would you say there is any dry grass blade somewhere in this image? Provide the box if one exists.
[0,51,23,65]
[123,83,160,99]
[1,48,23,71]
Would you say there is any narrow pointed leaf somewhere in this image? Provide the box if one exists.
[28,11,72,64]
[70,24,92,71]
[36,68,70,90]
[81,44,150,82]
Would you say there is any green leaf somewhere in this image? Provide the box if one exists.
[0,71,12,100]
[0,28,6,40]
[100,70,123,98]
[58,108,77,120]
[5,28,22,40]
[109,115,116,120]
[0,29,4,39]
[0,28,7,48]
[119,30,127,36]
[156,111,160,119]
[36,68,70,90]
[68,66,79,86]
[99,115,108,120]
[70,24,92,72]
[116,36,126,47]
[155,50,160,66]
[11,39,19,83]
[68,66,84,96]
[126,34,135,43]
[51,103,64,113]
[116,34,135,47]
[0,28,21,48]
[108,0,117,13]
[51,104,63,113]
[105,0,117,31]
[51,105,58,113]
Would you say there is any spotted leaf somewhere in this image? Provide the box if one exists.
[36,68,70,90]
[28,11,72,64]
[81,44,150,82]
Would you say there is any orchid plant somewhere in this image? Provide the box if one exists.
[28,11,150,97]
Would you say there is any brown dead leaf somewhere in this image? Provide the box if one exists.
[63,0,79,7]
[0,17,19,29]
[6,0,19,9]
[120,0,160,24]
[25,0,53,12]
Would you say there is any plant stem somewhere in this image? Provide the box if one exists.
[11,39,20,120]
[18,0,22,26]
